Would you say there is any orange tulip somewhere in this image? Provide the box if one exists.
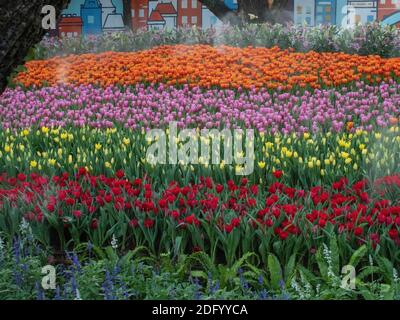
[13,45,400,90]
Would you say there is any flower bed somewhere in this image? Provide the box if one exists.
[14,45,400,90]
[1,169,399,262]
[0,126,399,187]
[1,82,399,132]
[2,37,400,300]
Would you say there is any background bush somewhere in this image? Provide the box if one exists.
[31,23,400,61]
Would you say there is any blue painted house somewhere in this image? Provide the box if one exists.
[81,0,103,35]
[315,0,336,24]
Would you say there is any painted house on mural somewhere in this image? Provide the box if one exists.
[378,0,400,26]
[131,0,148,29]
[54,0,124,36]
[347,0,377,24]
[101,0,125,31]
[130,0,236,31]
[51,0,400,37]
[177,0,202,27]
[292,0,392,27]
[58,14,83,37]
[294,0,315,25]
[80,0,103,35]
[148,1,178,29]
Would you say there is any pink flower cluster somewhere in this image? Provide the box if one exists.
[0,81,399,133]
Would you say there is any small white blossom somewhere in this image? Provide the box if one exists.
[0,234,4,259]
[111,234,118,250]
[393,268,399,284]
[19,218,30,236]
[290,278,305,300]
[369,254,374,267]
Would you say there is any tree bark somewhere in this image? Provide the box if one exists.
[0,0,70,94]
[122,0,132,30]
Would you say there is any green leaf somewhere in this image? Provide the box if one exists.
[348,245,367,269]
[376,256,394,284]
[316,246,329,280]
[190,270,208,280]
[105,246,118,263]
[329,236,340,275]
[284,253,297,286]
[298,266,319,284]
[380,284,394,300]
[268,254,283,291]
[359,287,377,300]
[357,266,381,280]
[93,246,106,260]
[231,252,258,273]
[173,236,182,259]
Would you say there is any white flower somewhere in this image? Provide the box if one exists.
[111,234,118,250]
[19,218,30,236]
[0,234,4,259]
[393,268,399,284]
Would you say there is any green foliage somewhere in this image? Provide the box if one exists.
[31,23,400,61]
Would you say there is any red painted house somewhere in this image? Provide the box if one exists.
[378,0,400,27]
[177,0,202,27]
[148,9,167,29]
[130,1,206,30]
[131,0,149,30]
[157,2,178,26]
[58,14,83,37]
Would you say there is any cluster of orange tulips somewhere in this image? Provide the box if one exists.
[14,45,400,90]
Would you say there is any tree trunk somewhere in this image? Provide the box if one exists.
[122,0,132,30]
[0,0,70,94]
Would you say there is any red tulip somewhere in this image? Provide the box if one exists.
[354,226,363,237]
[73,210,82,219]
[90,218,98,230]
[273,170,283,179]
[143,218,155,228]
[389,228,398,239]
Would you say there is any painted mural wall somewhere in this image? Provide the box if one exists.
[57,0,125,37]
[54,0,400,37]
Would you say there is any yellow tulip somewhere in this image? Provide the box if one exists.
[41,127,49,134]
[258,161,266,169]
[123,138,130,146]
